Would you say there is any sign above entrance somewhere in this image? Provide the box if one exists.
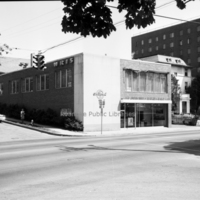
[53,57,74,67]
[93,90,106,100]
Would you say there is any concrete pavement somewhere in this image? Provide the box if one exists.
[1,117,200,137]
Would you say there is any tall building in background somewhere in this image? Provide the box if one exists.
[131,18,200,76]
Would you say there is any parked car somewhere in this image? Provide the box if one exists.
[0,114,6,122]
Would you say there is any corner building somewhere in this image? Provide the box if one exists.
[0,53,172,131]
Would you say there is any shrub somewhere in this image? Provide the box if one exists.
[64,116,83,131]
[0,103,83,130]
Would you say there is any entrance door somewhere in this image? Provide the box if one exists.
[182,101,187,114]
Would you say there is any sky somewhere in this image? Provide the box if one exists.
[1,0,200,59]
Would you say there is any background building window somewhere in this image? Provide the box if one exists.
[187,39,190,44]
[185,69,188,76]
[21,77,33,93]
[180,30,183,35]
[163,44,166,49]
[170,42,174,47]
[36,74,49,91]
[148,47,152,52]
[187,49,191,54]
[170,33,174,38]
[141,40,144,45]
[141,49,144,54]
[187,28,191,33]
[197,26,200,32]
[11,80,19,94]
[179,40,183,45]
[198,57,200,62]
[155,37,159,42]
[187,59,191,64]
[156,46,159,51]
[163,34,166,40]
[185,82,188,93]
[55,69,72,89]
[148,38,152,43]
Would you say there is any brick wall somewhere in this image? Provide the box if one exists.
[0,56,75,115]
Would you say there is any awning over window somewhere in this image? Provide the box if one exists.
[121,99,172,104]
[123,67,169,74]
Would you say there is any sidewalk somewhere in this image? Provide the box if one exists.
[2,117,200,137]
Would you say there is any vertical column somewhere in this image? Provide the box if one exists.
[187,100,190,113]
[167,103,172,127]
[179,100,182,114]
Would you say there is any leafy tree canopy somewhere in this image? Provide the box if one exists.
[61,0,195,38]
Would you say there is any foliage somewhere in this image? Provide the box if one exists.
[64,116,83,131]
[171,75,181,111]
[0,103,83,131]
[61,0,194,38]
[186,75,200,114]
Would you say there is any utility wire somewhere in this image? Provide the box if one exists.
[3,1,200,55]
[155,0,176,10]
[154,14,200,25]
[1,17,61,39]
[0,0,176,39]
[1,7,62,33]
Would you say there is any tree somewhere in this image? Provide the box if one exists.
[61,0,195,38]
[171,75,181,112]
[186,75,200,114]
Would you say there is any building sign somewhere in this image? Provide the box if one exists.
[124,96,169,101]
[53,57,74,67]
[93,90,106,100]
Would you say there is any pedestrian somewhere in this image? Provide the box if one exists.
[20,109,25,124]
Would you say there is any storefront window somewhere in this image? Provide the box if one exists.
[160,75,167,93]
[147,73,154,92]
[139,72,146,92]
[125,70,132,91]
[121,103,167,128]
[153,104,166,126]
[154,74,161,93]
[125,70,167,93]
[132,71,139,91]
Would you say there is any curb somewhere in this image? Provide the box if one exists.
[2,119,200,137]
[2,120,87,137]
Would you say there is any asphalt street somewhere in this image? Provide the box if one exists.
[0,123,200,200]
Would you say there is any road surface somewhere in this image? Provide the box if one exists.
[0,123,200,200]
